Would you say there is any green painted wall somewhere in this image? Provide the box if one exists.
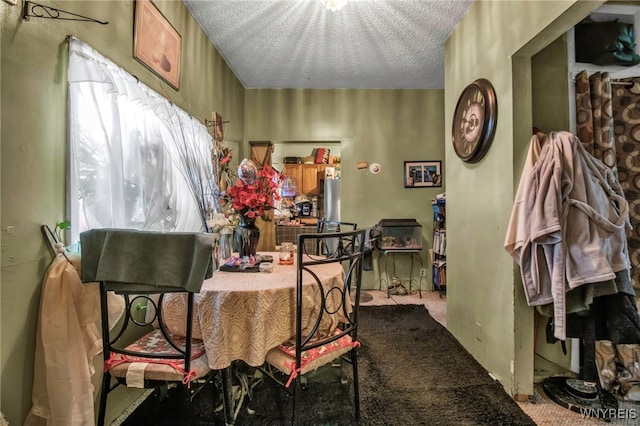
[532,36,571,136]
[444,0,603,397]
[0,0,616,422]
[531,35,574,373]
[1,1,244,423]
[244,89,445,289]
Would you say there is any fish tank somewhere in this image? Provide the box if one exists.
[377,219,422,251]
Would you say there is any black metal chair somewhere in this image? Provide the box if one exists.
[79,228,219,426]
[316,220,358,257]
[261,229,366,425]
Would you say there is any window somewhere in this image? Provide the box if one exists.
[67,38,217,244]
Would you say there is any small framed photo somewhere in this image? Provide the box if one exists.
[134,0,182,90]
[404,161,442,188]
[325,166,336,179]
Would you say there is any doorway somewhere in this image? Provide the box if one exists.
[510,0,608,400]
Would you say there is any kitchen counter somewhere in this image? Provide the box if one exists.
[276,218,318,227]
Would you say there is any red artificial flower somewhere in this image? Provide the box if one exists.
[222,164,283,221]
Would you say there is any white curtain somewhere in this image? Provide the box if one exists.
[67,37,217,244]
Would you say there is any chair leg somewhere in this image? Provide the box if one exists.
[352,350,360,420]
[336,357,349,384]
[273,379,285,422]
[158,384,169,401]
[290,378,298,426]
[220,367,235,425]
[181,384,193,423]
[97,370,111,426]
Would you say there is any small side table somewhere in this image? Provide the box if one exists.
[378,249,423,298]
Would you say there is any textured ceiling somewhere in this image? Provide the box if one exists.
[182,0,473,89]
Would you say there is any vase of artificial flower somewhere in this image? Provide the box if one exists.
[235,215,260,257]
[222,158,283,258]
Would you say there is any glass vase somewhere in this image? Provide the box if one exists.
[279,242,295,265]
[219,230,233,262]
[210,232,221,270]
[235,216,260,258]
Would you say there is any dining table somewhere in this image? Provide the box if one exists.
[160,251,350,424]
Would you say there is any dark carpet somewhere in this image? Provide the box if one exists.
[121,304,535,425]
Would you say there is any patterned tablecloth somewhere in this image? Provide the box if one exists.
[161,252,348,370]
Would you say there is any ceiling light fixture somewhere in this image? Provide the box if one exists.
[320,0,348,12]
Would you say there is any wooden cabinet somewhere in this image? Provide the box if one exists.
[283,164,326,195]
[301,164,325,195]
[283,165,302,188]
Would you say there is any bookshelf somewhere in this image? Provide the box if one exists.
[431,197,446,295]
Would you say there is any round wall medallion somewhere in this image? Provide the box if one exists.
[452,78,498,163]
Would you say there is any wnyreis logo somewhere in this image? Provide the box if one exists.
[579,408,638,420]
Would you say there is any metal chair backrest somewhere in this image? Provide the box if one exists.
[316,220,358,257]
[295,229,365,363]
[79,228,214,426]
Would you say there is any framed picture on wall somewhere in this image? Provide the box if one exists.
[133,0,182,90]
[212,112,225,142]
[404,161,442,188]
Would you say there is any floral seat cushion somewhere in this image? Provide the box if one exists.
[265,328,359,387]
[107,329,210,383]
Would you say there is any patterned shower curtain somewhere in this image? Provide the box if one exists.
[575,70,617,171]
[576,70,640,397]
[613,77,640,291]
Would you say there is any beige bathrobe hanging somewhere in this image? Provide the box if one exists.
[505,131,631,340]
[25,254,124,426]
